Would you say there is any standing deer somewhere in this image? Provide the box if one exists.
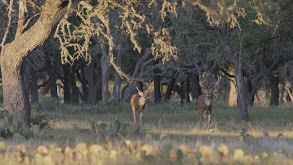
[197,76,219,129]
[130,84,151,124]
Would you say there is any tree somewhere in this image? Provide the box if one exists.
[192,0,279,121]
[0,0,78,125]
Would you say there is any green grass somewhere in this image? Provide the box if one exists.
[1,97,293,164]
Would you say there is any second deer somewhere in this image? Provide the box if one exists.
[197,75,219,129]
[130,84,151,124]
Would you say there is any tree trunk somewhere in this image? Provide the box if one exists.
[185,75,191,103]
[70,64,79,104]
[87,61,99,105]
[121,83,135,102]
[101,48,110,102]
[164,77,177,101]
[31,69,39,104]
[22,60,31,103]
[247,79,255,107]
[47,60,58,99]
[63,64,71,104]
[190,73,201,101]
[270,76,279,106]
[96,69,103,102]
[0,0,72,125]
[235,66,249,121]
[153,67,161,103]
[77,66,88,104]
[280,81,285,103]
[228,69,238,107]
[1,62,31,125]
[174,84,185,104]
[114,44,122,102]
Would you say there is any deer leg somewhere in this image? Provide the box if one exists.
[139,112,143,124]
[203,113,207,129]
[207,114,211,130]
[198,111,202,128]
[133,112,137,124]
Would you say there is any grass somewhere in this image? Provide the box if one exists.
[1,97,293,164]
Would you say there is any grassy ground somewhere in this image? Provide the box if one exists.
[1,97,293,164]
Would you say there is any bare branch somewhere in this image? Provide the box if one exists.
[0,0,13,56]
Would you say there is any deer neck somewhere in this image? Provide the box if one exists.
[205,99,211,106]
[139,97,146,105]
[202,94,212,106]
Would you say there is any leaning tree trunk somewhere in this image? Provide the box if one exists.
[234,66,249,121]
[270,76,279,106]
[0,0,73,125]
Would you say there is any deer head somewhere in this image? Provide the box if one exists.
[199,75,219,99]
[135,82,152,105]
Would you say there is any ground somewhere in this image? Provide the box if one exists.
[0,97,293,164]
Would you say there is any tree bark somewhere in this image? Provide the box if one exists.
[228,69,238,107]
[164,77,177,101]
[70,64,79,104]
[235,66,249,121]
[76,65,88,104]
[63,64,71,104]
[247,79,255,107]
[0,0,73,125]
[47,59,58,99]
[101,48,110,102]
[121,83,135,102]
[185,75,191,103]
[153,66,161,103]
[87,61,99,105]
[190,73,201,101]
[22,60,31,104]
[114,44,122,102]
[174,84,185,104]
[280,81,285,103]
[31,69,39,104]
[270,76,279,106]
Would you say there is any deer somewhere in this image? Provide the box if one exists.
[130,83,151,124]
[197,75,219,130]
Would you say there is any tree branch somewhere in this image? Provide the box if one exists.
[0,0,13,56]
